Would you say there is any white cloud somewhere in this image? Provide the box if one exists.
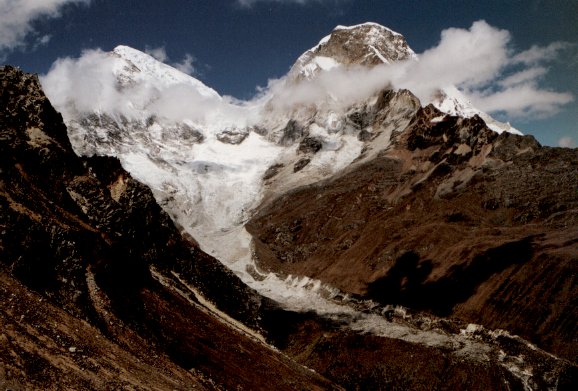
[0,0,89,54]
[512,42,571,65]
[145,46,168,62]
[41,48,250,126]
[38,34,52,45]
[264,65,388,111]
[393,21,510,96]
[41,49,127,116]
[558,136,575,148]
[498,67,548,87]
[468,85,573,118]
[173,53,196,75]
[30,34,52,51]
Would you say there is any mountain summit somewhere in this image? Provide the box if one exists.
[290,22,416,79]
[287,22,519,134]
[112,45,220,99]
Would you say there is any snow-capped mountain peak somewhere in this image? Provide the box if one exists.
[431,86,521,134]
[290,22,416,80]
[288,22,519,135]
[111,45,220,100]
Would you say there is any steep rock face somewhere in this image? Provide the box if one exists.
[317,23,416,64]
[0,66,338,390]
[289,22,416,80]
[248,103,578,363]
[260,88,421,203]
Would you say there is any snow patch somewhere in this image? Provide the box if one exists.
[113,45,219,100]
[334,22,403,37]
[369,45,389,64]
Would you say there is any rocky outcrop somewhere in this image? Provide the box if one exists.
[248,94,578,364]
[216,127,249,144]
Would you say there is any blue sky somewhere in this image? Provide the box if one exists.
[1,0,576,147]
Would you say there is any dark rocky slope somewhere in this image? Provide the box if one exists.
[0,65,338,390]
[248,102,578,364]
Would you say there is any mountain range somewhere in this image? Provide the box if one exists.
[1,22,577,390]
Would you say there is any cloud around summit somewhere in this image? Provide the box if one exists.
[264,20,574,119]
[145,46,198,76]
[558,136,575,148]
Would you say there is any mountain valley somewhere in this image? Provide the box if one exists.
[1,22,577,390]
